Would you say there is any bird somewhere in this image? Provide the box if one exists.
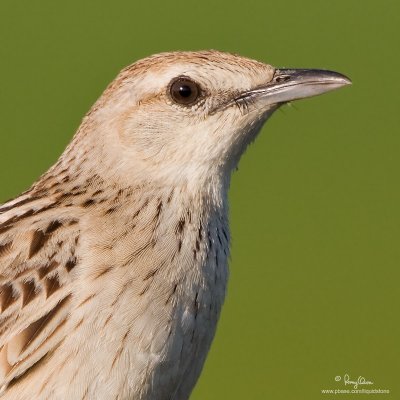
[0,50,350,399]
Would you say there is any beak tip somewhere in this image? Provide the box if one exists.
[316,70,352,88]
[339,74,352,86]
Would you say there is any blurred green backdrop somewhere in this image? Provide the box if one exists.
[0,1,399,399]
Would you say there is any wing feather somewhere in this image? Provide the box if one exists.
[0,194,80,388]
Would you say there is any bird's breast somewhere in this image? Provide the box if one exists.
[71,192,230,399]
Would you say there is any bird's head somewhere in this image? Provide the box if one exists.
[67,51,350,198]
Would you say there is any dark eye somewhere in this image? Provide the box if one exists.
[169,77,201,106]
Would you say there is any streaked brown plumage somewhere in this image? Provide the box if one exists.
[0,50,350,399]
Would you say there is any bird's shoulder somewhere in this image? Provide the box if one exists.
[0,191,81,390]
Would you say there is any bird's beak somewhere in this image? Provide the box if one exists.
[236,68,351,109]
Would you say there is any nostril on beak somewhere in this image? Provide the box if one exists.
[274,75,291,83]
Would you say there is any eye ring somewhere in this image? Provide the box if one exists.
[169,77,201,106]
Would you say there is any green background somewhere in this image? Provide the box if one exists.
[0,1,398,399]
